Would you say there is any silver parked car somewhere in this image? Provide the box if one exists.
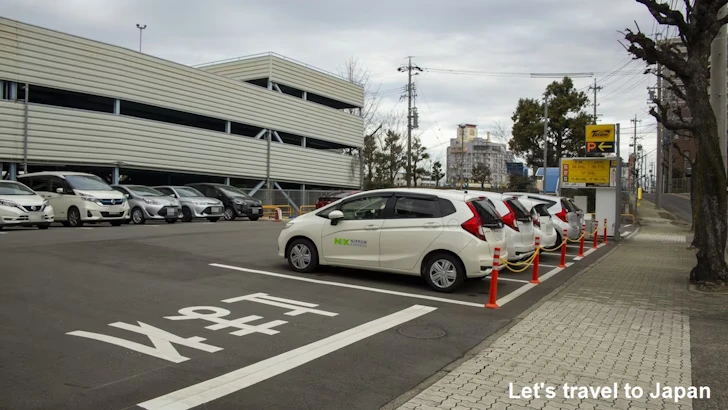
[111,185,181,224]
[153,185,224,222]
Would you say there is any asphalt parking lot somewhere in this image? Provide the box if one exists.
[0,220,635,410]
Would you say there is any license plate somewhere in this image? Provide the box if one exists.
[254,208,262,214]
[495,232,503,241]
[168,208,177,215]
[29,212,43,222]
[212,207,222,213]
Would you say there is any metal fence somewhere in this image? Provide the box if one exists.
[249,189,343,208]
[667,177,690,194]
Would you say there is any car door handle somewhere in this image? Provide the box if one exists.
[423,222,441,228]
[364,225,380,230]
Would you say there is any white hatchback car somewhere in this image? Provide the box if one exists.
[515,197,558,248]
[278,188,508,292]
[464,191,536,262]
[0,180,54,230]
[505,193,584,242]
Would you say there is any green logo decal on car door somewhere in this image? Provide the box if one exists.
[334,238,367,247]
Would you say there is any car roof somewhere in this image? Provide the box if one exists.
[18,171,98,178]
[349,188,476,202]
[504,192,562,201]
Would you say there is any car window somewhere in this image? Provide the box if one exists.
[0,181,35,195]
[392,196,438,218]
[23,176,49,192]
[49,176,65,193]
[489,199,511,217]
[561,198,576,212]
[471,200,502,225]
[438,198,456,217]
[506,198,531,220]
[175,187,204,197]
[155,187,174,196]
[534,204,551,217]
[112,186,129,195]
[66,175,113,191]
[128,186,164,197]
[567,199,582,212]
[340,196,389,220]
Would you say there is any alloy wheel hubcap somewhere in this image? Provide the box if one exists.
[290,244,312,269]
[224,209,233,219]
[429,259,457,288]
[133,210,143,223]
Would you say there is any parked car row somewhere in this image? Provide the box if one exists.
[0,171,264,229]
[278,188,585,293]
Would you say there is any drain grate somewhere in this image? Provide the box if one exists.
[397,325,447,339]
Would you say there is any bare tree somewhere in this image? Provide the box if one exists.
[623,0,728,284]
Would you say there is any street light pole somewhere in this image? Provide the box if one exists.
[543,96,548,194]
[136,24,147,52]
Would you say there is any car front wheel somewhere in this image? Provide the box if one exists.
[287,238,319,273]
[223,207,236,221]
[422,252,466,293]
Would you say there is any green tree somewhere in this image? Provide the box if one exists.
[380,130,405,186]
[624,0,728,284]
[509,77,591,170]
[409,136,430,187]
[472,163,492,188]
[431,161,444,187]
[508,175,535,192]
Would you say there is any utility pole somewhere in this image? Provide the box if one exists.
[668,131,674,193]
[543,96,549,193]
[655,59,663,208]
[630,115,641,194]
[588,78,602,124]
[711,5,728,177]
[397,57,422,187]
[136,24,147,53]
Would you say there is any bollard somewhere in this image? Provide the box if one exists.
[578,223,585,258]
[592,219,599,249]
[275,208,282,221]
[530,237,540,284]
[558,228,568,268]
[603,218,608,244]
[486,247,501,309]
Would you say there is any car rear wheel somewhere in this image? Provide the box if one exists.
[287,238,318,273]
[422,252,465,293]
[181,207,193,222]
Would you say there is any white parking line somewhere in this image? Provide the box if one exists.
[572,247,597,261]
[137,305,437,410]
[624,224,633,228]
[210,264,485,308]
[495,263,573,307]
[623,231,631,237]
[0,232,7,235]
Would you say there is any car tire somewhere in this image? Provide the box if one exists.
[207,217,219,222]
[166,219,177,224]
[223,207,236,221]
[287,238,319,273]
[131,207,146,225]
[67,207,83,228]
[37,224,50,230]
[249,216,260,221]
[181,207,193,222]
[110,221,122,227]
[421,252,466,293]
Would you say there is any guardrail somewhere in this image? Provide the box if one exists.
[262,205,292,219]
[299,205,316,215]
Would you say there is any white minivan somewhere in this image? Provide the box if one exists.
[0,180,55,230]
[18,172,129,227]
[278,188,508,292]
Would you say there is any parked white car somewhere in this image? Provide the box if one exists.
[0,180,54,230]
[505,193,585,242]
[18,172,129,227]
[464,191,536,262]
[515,196,558,248]
[278,188,508,292]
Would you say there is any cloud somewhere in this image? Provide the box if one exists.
[1,0,662,168]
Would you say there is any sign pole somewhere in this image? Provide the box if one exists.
[614,123,621,241]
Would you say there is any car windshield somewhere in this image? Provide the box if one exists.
[0,181,35,195]
[218,185,252,199]
[175,187,204,197]
[128,186,165,197]
[65,175,113,191]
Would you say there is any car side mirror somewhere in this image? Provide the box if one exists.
[328,210,344,225]
[56,187,64,194]
[125,193,131,199]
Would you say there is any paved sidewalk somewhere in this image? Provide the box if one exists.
[393,201,727,410]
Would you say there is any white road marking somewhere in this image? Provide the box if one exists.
[137,305,437,410]
[210,264,485,308]
[623,231,632,237]
[624,224,633,228]
[495,263,573,307]
[222,293,338,317]
[536,263,559,268]
[78,227,94,230]
[496,277,530,284]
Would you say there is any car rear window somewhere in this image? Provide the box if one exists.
[567,199,582,212]
[534,204,551,217]
[561,198,577,212]
[471,200,502,225]
[505,198,531,220]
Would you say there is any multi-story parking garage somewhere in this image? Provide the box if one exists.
[0,18,364,211]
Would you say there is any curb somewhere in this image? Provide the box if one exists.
[380,235,632,410]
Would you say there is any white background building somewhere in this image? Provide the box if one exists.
[446,125,513,187]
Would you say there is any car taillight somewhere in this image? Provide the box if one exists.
[555,209,568,223]
[532,214,541,227]
[502,202,521,231]
[462,202,486,240]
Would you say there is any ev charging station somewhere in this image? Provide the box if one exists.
[559,124,622,240]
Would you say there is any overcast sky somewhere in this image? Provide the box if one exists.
[3,0,667,173]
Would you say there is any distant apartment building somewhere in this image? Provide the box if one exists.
[446,125,513,187]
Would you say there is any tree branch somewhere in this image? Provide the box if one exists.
[637,0,689,32]
[654,68,688,101]
[650,101,694,132]
[671,140,694,164]
[624,29,691,80]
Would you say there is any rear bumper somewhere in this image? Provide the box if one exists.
[459,239,509,279]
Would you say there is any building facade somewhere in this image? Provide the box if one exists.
[0,18,364,209]
[446,125,512,187]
